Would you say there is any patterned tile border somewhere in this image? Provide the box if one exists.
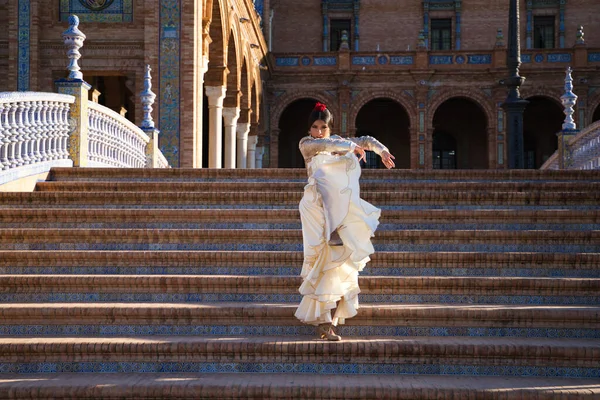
[352,56,376,65]
[0,325,597,339]
[59,0,133,23]
[2,243,598,253]
[589,53,600,62]
[17,0,30,91]
[0,361,597,378]
[1,293,598,305]
[158,0,181,167]
[2,223,597,231]
[2,266,599,278]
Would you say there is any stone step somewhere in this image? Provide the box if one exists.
[1,208,597,227]
[0,336,598,378]
[1,373,598,399]
[35,180,600,192]
[1,228,598,252]
[1,303,597,332]
[46,167,600,182]
[3,191,599,209]
[1,250,599,278]
[0,275,597,302]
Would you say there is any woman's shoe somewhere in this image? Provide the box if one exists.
[318,324,342,341]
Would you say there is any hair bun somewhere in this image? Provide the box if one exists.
[314,102,327,112]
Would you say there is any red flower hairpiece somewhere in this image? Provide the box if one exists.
[314,102,327,112]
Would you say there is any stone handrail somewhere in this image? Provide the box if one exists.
[0,92,75,171]
[541,120,600,170]
[87,101,149,168]
[157,151,169,169]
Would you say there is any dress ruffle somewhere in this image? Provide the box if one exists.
[295,152,380,326]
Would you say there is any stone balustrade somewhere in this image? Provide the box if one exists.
[88,101,149,168]
[541,121,600,170]
[0,92,74,171]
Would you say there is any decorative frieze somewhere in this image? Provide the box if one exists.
[547,53,571,63]
[352,56,376,65]
[59,0,133,23]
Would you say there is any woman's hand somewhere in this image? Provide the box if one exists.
[381,150,396,169]
[354,145,366,163]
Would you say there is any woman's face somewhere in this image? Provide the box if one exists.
[310,119,330,139]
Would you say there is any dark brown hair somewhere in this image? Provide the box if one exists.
[308,102,333,130]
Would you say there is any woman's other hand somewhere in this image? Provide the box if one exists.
[381,151,396,169]
[354,145,366,163]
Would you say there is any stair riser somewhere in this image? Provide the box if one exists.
[3,222,599,231]
[1,293,598,305]
[3,243,598,252]
[45,166,600,181]
[1,325,597,339]
[3,266,599,278]
[2,192,599,206]
[0,361,597,378]
[35,182,600,192]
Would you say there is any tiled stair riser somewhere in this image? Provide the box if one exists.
[1,325,598,339]
[1,293,599,305]
[2,222,599,231]
[3,266,600,278]
[0,362,597,378]
[3,243,598,252]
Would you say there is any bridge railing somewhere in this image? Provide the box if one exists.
[542,120,600,170]
[87,101,150,168]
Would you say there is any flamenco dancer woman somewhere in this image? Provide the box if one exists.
[294,102,395,341]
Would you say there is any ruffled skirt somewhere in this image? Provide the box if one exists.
[294,152,381,326]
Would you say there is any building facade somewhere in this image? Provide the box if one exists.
[267,0,600,169]
[1,0,599,169]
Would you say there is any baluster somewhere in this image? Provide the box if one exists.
[57,101,68,160]
[0,104,10,169]
[88,110,96,163]
[21,101,33,165]
[30,101,41,163]
[8,103,20,167]
[39,101,50,161]
[51,102,62,160]
[14,102,28,166]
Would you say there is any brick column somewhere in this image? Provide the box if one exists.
[222,106,240,168]
[205,85,226,168]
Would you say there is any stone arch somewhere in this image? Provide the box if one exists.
[586,90,600,125]
[224,29,240,108]
[349,90,416,134]
[270,91,339,136]
[239,57,252,120]
[205,0,228,86]
[427,89,494,130]
[520,87,563,106]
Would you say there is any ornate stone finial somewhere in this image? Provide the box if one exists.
[561,66,578,131]
[339,30,350,51]
[576,25,585,45]
[496,28,505,47]
[417,30,426,49]
[62,15,86,80]
[140,65,157,129]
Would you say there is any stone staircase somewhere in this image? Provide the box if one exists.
[0,167,599,399]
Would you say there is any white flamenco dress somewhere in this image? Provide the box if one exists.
[294,135,387,326]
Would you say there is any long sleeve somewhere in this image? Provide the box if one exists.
[347,135,389,156]
[299,135,356,164]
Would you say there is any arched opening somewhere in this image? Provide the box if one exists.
[355,98,410,169]
[524,96,562,169]
[432,130,457,169]
[432,98,488,169]
[278,98,319,168]
[592,103,600,124]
